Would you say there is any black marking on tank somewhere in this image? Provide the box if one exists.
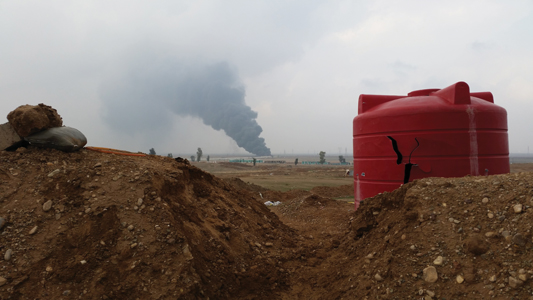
[387,136,403,165]
[403,138,420,184]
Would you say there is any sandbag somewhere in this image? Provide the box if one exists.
[24,126,87,152]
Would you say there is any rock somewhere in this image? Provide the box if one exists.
[127,225,134,231]
[42,200,53,212]
[456,275,464,283]
[423,266,438,283]
[63,290,71,296]
[501,230,512,242]
[0,122,22,150]
[7,103,62,137]
[25,126,86,152]
[46,266,53,272]
[29,226,38,235]
[375,273,383,281]
[465,235,489,255]
[4,249,12,261]
[512,233,527,247]
[47,169,60,178]
[519,274,528,281]
[433,256,444,266]
[265,242,273,247]
[93,163,102,168]
[485,232,497,238]
[482,197,489,204]
[0,277,6,286]
[426,290,435,297]
[489,275,497,282]
[0,217,6,230]
[509,276,523,288]
[182,244,193,261]
[487,213,494,219]
[137,198,143,206]
[513,204,523,213]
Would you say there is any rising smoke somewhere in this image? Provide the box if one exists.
[100,60,271,156]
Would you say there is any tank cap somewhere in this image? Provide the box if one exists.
[408,89,440,97]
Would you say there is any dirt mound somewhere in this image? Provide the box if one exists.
[0,147,298,299]
[310,184,354,198]
[7,104,63,137]
[2,146,533,299]
[223,177,269,193]
[284,173,533,299]
[271,194,352,237]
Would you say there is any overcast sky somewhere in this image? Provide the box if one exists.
[1,1,532,156]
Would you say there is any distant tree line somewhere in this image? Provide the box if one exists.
[148,147,210,163]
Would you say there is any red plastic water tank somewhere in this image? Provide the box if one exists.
[353,82,509,209]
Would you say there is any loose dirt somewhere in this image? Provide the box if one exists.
[1,147,533,299]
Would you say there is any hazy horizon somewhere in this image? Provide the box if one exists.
[2,1,532,155]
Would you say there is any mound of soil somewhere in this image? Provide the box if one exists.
[223,177,269,193]
[2,146,533,299]
[310,184,354,198]
[284,173,533,299]
[0,147,298,299]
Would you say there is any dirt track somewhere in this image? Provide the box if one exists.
[1,147,533,299]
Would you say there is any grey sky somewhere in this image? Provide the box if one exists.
[1,1,532,156]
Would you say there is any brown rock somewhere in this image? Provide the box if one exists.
[456,274,464,283]
[423,266,438,283]
[465,234,489,256]
[509,276,523,288]
[512,233,527,247]
[7,104,62,137]
[0,123,22,150]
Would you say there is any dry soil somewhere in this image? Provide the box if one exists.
[1,147,533,300]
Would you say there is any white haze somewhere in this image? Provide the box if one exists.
[1,1,532,156]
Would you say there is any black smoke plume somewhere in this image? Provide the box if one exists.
[101,60,271,156]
